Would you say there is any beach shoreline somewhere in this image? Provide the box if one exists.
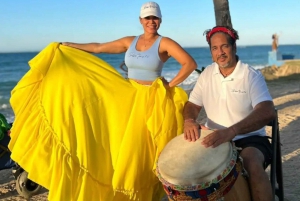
[1,64,300,201]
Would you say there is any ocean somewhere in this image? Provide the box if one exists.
[1,44,299,122]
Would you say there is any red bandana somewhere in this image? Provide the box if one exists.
[206,27,236,42]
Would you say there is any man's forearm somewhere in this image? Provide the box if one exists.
[183,101,202,121]
[231,101,276,135]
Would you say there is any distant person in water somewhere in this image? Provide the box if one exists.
[272,34,278,51]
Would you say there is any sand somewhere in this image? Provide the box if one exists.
[1,63,300,201]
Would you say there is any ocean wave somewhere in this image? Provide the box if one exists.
[0,104,10,109]
[252,65,268,70]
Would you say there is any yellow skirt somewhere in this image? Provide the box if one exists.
[8,42,188,201]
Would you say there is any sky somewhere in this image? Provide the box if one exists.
[1,0,299,53]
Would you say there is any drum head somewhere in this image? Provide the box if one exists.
[157,129,234,187]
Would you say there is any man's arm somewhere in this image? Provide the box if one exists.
[183,101,202,141]
[201,101,276,148]
[230,100,276,135]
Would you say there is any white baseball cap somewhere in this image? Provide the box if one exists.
[140,2,162,18]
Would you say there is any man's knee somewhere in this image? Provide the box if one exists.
[240,147,265,172]
[234,136,273,169]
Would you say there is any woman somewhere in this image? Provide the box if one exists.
[8,2,197,201]
[62,2,196,87]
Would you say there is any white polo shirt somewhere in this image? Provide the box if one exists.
[189,61,273,140]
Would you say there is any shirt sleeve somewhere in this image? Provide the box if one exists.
[188,74,204,106]
[249,70,273,107]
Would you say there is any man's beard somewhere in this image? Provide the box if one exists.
[217,56,230,68]
[218,62,230,68]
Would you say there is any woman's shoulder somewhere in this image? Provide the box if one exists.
[160,36,180,47]
[122,36,137,41]
[118,36,138,46]
[160,36,173,42]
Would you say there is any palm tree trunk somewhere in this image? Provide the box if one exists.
[213,0,233,28]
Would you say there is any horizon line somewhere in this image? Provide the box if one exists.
[1,43,299,54]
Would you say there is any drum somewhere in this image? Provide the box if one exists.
[156,130,251,201]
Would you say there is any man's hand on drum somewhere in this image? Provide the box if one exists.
[183,120,200,142]
[201,127,236,148]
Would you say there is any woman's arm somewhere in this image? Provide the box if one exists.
[62,36,135,54]
[160,37,197,87]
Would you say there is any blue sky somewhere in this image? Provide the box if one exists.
[1,0,299,53]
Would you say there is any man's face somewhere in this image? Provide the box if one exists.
[210,32,237,68]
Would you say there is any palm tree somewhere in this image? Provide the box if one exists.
[213,0,233,28]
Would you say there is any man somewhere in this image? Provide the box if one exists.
[183,26,276,201]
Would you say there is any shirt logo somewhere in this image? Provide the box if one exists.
[231,89,246,94]
[128,53,149,59]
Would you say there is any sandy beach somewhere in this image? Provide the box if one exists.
[1,62,300,201]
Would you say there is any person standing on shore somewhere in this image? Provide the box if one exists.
[272,33,278,51]
[8,1,197,201]
[183,26,276,200]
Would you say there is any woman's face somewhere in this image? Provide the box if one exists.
[140,16,161,34]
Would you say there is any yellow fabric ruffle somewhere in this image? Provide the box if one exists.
[8,42,188,201]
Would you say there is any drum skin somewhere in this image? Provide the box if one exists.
[158,130,232,186]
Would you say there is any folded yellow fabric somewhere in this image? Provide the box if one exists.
[9,42,188,201]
